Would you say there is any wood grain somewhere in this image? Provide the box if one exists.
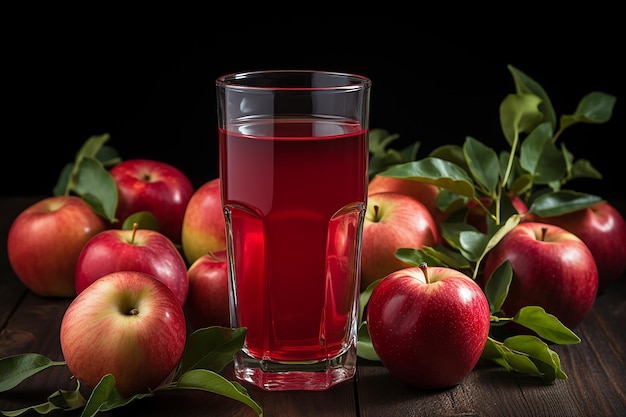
[1,196,625,417]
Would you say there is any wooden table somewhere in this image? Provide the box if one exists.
[1,196,625,416]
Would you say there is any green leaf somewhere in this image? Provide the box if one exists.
[61,133,112,196]
[507,64,557,131]
[94,145,122,168]
[472,215,521,277]
[73,156,118,222]
[457,230,490,262]
[52,163,74,196]
[503,335,567,383]
[501,349,541,376]
[527,190,605,217]
[429,144,469,172]
[379,157,476,198]
[368,129,420,178]
[47,383,86,410]
[396,246,471,271]
[483,260,512,314]
[480,338,511,369]
[359,279,380,323]
[499,93,544,147]
[121,211,160,232]
[512,306,581,344]
[80,374,154,417]
[170,369,263,416]
[440,221,476,251]
[0,386,85,416]
[463,136,500,196]
[507,173,533,198]
[176,327,246,378]
[0,354,65,392]
[368,128,399,156]
[357,322,379,361]
[569,158,603,181]
[520,122,567,185]
[560,91,616,131]
[436,190,468,215]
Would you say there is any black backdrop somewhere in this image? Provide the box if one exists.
[4,14,623,200]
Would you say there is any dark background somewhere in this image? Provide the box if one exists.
[3,13,623,200]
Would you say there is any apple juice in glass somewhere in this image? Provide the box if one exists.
[216,70,371,391]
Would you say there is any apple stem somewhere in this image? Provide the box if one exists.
[541,227,548,241]
[131,222,139,243]
[374,204,380,220]
[128,308,139,316]
[419,262,429,284]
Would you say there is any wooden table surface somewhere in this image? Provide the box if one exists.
[1,196,625,417]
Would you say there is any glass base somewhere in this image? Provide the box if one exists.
[233,344,357,391]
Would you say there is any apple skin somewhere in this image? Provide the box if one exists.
[361,192,441,290]
[528,202,626,294]
[366,265,491,390]
[185,249,230,329]
[7,196,107,297]
[60,270,187,398]
[482,222,598,329]
[181,177,227,265]
[109,159,194,244]
[368,175,447,224]
[75,227,189,305]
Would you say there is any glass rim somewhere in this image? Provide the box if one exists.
[216,69,371,91]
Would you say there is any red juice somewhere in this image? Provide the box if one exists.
[220,117,368,362]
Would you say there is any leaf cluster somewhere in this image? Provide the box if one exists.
[359,64,616,383]
[52,133,166,239]
[0,327,263,417]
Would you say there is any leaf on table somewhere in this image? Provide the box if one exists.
[0,354,65,392]
[503,335,568,383]
[80,374,154,417]
[176,327,246,378]
[481,335,567,383]
[0,382,85,416]
[512,306,581,344]
[169,369,263,416]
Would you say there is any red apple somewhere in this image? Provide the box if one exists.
[367,264,491,390]
[75,225,189,305]
[7,196,107,297]
[531,202,626,294]
[482,222,598,329]
[60,270,187,398]
[181,177,227,265]
[109,159,194,244]
[185,249,230,329]
[368,175,447,224]
[361,192,441,290]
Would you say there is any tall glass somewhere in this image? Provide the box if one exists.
[216,70,371,391]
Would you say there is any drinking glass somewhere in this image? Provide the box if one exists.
[216,70,371,391]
